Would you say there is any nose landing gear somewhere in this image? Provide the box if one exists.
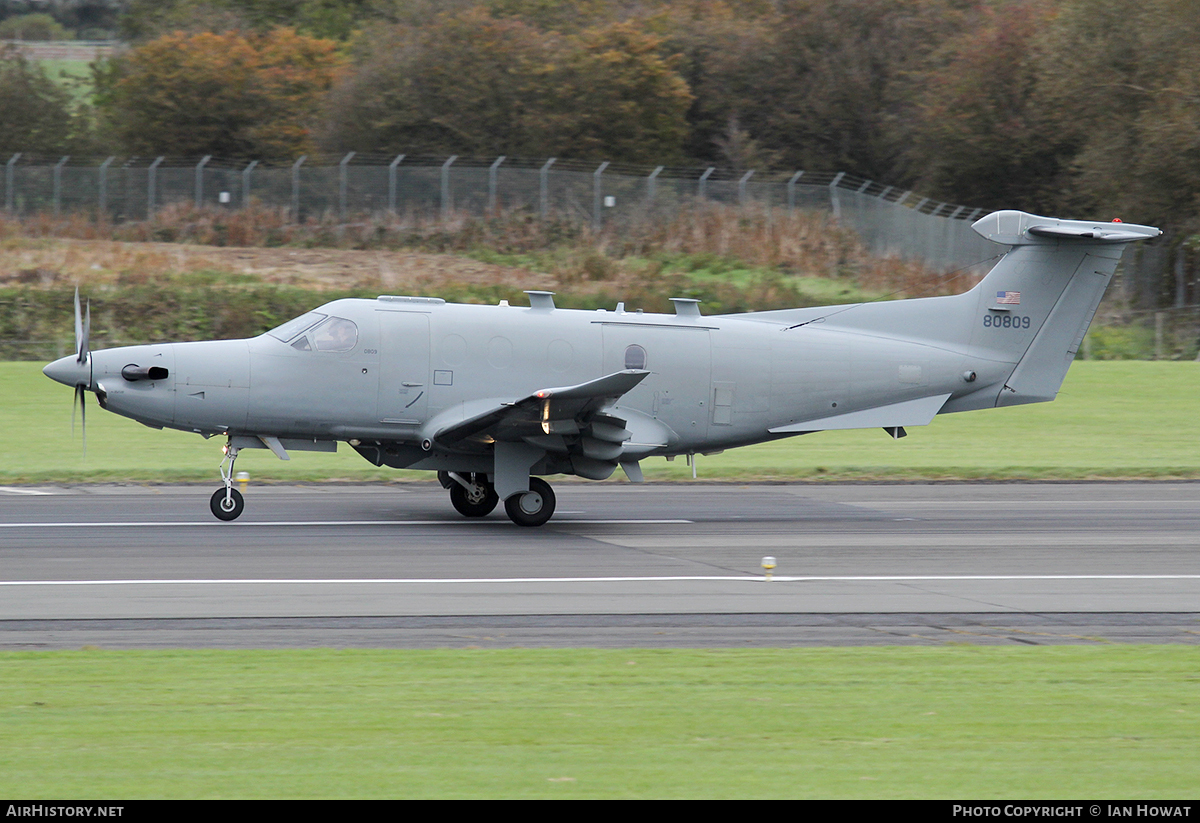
[211,441,245,521]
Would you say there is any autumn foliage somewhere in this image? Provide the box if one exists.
[98,28,346,159]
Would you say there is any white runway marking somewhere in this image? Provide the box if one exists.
[3,574,1199,587]
[0,487,54,495]
[0,519,692,528]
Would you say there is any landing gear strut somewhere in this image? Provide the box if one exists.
[445,472,499,518]
[211,441,244,521]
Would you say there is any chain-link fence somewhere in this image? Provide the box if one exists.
[4,153,1004,271]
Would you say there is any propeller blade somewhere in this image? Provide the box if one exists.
[73,288,83,362]
[81,299,90,366]
[80,385,86,458]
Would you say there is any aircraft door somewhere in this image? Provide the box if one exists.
[377,310,431,425]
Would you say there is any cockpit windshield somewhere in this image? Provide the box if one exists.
[311,317,358,352]
[266,312,326,342]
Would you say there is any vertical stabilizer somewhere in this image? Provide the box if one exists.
[969,211,1160,407]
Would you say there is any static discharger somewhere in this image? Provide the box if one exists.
[762,556,777,582]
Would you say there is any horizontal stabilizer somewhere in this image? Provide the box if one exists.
[972,210,1161,246]
[769,393,950,434]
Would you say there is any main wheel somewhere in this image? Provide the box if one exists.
[210,487,244,521]
[503,477,556,527]
[449,477,499,518]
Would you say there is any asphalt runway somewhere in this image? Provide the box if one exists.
[2,482,1198,648]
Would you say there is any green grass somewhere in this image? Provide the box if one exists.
[1,647,1197,798]
[2,360,1195,484]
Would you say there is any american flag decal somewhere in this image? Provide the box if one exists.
[996,291,1021,305]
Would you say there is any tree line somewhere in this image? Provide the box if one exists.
[2,0,1198,301]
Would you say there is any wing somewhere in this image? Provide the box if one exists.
[428,369,651,450]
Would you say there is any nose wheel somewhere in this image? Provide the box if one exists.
[504,477,556,527]
[211,441,245,521]
[210,487,244,521]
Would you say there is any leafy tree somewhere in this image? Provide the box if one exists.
[0,52,80,155]
[0,13,72,40]
[905,2,1064,211]
[321,10,693,163]
[97,28,347,158]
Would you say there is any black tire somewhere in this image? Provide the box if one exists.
[210,487,245,521]
[449,478,499,518]
[503,477,556,527]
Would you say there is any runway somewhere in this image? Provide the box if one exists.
[2,482,1198,648]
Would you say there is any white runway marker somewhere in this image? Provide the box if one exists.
[0,518,692,528]
[3,574,1200,587]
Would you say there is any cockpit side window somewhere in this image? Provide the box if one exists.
[311,317,358,352]
[267,312,326,343]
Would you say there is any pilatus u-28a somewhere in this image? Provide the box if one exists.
[43,210,1159,526]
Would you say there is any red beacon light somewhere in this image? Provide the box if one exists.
[1112,218,1123,223]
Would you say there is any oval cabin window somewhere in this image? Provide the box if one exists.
[624,344,647,370]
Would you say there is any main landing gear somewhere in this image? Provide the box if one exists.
[440,472,556,527]
[211,441,244,521]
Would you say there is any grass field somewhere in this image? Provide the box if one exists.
[2,360,1196,484]
[1,647,1197,799]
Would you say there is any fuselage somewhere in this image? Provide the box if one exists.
[45,292,1001,473]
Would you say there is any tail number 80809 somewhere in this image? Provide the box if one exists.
[984,314,1030,329]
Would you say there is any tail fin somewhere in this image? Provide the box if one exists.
[969,211,1160,407]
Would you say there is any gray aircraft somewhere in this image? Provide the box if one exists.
[43,210,1160,525]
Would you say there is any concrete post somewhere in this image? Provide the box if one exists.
[194,155,211,209]
[147,156,164,218]
[339,151,355,219]
[592,161,609,232]
[387,154,405,215]
[488,156,506,214]
[539,158,555,220]
[53,156,69,215]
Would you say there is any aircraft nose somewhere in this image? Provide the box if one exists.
[43,355,90,388]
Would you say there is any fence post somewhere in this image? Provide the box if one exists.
[387,154,405,215]
[147,156,164,218]
[698,167,715,200]
[592,161,609,233]
[539,158,555,220]
[829,171,845,219]
[194,155,211,209]
[5,153,20,212]
[488,155,506,214]
[647,166,663,202]
[242,160,258,210]
[787,170,803,212]
[52,156,69,215]
[291,155,306,220]
[440,155,457,222]
[98,156,114,215]
[338,152,355,219]
[738,170,755,205]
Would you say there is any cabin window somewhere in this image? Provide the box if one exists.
[624,344,647,370]
[312,317,359,352]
